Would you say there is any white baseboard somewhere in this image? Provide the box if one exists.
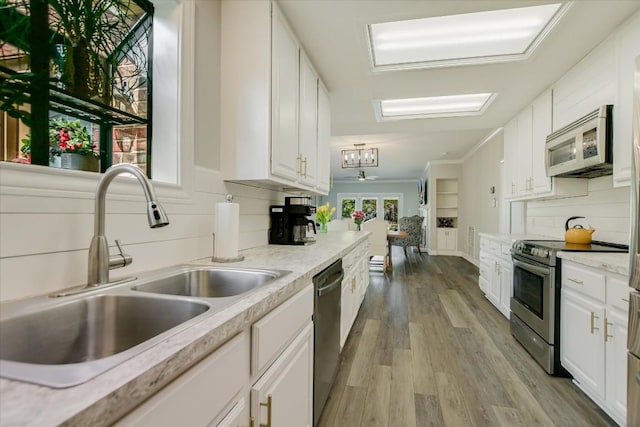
[461,252,479,267]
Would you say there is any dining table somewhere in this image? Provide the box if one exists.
[385,230,408,272]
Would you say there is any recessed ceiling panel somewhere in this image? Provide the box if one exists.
[369,3,566,70]
[374,93,496,121]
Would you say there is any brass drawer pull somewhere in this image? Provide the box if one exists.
[604,318,614,342]
[590,312,599,334]
[568,277,584,285]
[260,394,272,427]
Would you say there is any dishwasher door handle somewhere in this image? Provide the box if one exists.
[317,273,344,296]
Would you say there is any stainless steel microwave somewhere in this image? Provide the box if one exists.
[545,105,613,178]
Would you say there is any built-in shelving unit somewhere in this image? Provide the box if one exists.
[436,178,458,228]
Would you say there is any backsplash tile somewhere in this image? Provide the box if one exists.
[526,176,630,245]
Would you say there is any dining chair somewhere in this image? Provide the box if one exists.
[390,215,423,256]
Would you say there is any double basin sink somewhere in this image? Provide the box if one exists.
[0,266,289,388]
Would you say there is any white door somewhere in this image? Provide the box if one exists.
[298,51,318,187]
[516,106,533,195]
[251,323,313,427]
[503,118,518,198]
[560,289,606,400]
[488,258,500,306]
[271,4,300,181]
[604,307,628,424]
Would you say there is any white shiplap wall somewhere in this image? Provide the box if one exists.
[526,176,630,245]
[0,165,286,302]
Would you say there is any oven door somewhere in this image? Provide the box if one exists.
[511,254,555,344]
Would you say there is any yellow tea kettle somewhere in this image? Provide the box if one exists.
[565,216,595,244]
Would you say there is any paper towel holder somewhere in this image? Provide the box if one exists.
[212,232,245,263]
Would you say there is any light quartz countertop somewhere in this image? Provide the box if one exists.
[0,231,369,427]
[557,252,630,277]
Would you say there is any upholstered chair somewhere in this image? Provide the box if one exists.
[390,215,423,256]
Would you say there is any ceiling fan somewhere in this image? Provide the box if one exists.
[351,170,378,181]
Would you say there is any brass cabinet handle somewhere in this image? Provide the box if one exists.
[260,394,272,427]
[302,157,308,178]
[511,183,515,194]
[590,312,599,333]
[604,317,614,342]
[250,417,255,427]
[568,277,584,285]
[297,155,302,175]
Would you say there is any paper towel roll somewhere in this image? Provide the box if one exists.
[214,201,240,260]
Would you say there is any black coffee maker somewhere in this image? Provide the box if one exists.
[269,197,317,245]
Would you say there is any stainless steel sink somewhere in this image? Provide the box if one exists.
[132,266,288,298]
[0,294,209,388]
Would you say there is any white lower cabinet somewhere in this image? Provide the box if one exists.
[560,261,629,426]
[251,323,314,427]
[436,228,457,252]
[116,284,315,427]
[478,236,512,319]
[340,239,370,349]
[114,332,250,427]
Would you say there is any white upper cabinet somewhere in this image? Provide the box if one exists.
[503,89,586,201]
[271,5,300,182]
[613,12,640,187]
[298,51,318,187]
[221,0,330,194]
[316,82,331,193]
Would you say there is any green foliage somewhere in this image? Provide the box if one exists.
[341,199,355,218]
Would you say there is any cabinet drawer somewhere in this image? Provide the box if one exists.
[562,262,605,302]
[490,240,501,255]
[607,276,631,312]
[116,332,249,427]
[479,250,491,265]
[501,243,512,260]
[252,284,313,376]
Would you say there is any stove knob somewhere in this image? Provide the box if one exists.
[532,248,539,256]
[542,249,549,258]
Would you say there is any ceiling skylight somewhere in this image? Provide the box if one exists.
[369,3,567,70]
[374,93,496,121]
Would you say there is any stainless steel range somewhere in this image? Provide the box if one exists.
[510,240,627,375]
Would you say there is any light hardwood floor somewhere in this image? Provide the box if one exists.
[318,251,616,427]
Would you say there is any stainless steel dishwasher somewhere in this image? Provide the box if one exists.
[313,258,343,426]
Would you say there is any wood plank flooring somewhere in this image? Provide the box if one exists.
[318,250,616,427]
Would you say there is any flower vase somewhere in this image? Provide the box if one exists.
[320,222,328,233]
[356,223,362,231]
[61,153,100,172]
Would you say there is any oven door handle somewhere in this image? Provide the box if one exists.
[513,258,550,277]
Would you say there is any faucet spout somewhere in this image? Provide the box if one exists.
[88,164,169,286]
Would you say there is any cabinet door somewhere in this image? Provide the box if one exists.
[613,14,640,187]
[560,288,606,400]
[516,106,533,195]
[446,229,457,251]
[316,82,331,193]
[604,307,628,424]
[271,4,300,181]
[499,261,513,319]
[531,89,552,194]
[216,395,250,427]
[251,323,314,427]
[488,258,500,306]
[503,118,518,198]
[340,277,353,349]
[298,51,318,187]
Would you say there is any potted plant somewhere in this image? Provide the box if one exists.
[49,117,100,171]
[17,117,100,170]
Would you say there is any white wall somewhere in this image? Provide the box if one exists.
[526,176,630,245]
[0,1,286,302]
[459,131,504,260]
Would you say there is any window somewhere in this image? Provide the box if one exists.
[361,198,377,220]
[338,193,403,229]
[0,0,154,175]
[340,198,356,218]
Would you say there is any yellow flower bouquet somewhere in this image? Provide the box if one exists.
[315,203,336,233]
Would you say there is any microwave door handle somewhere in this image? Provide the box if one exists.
[513,258,550,277]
